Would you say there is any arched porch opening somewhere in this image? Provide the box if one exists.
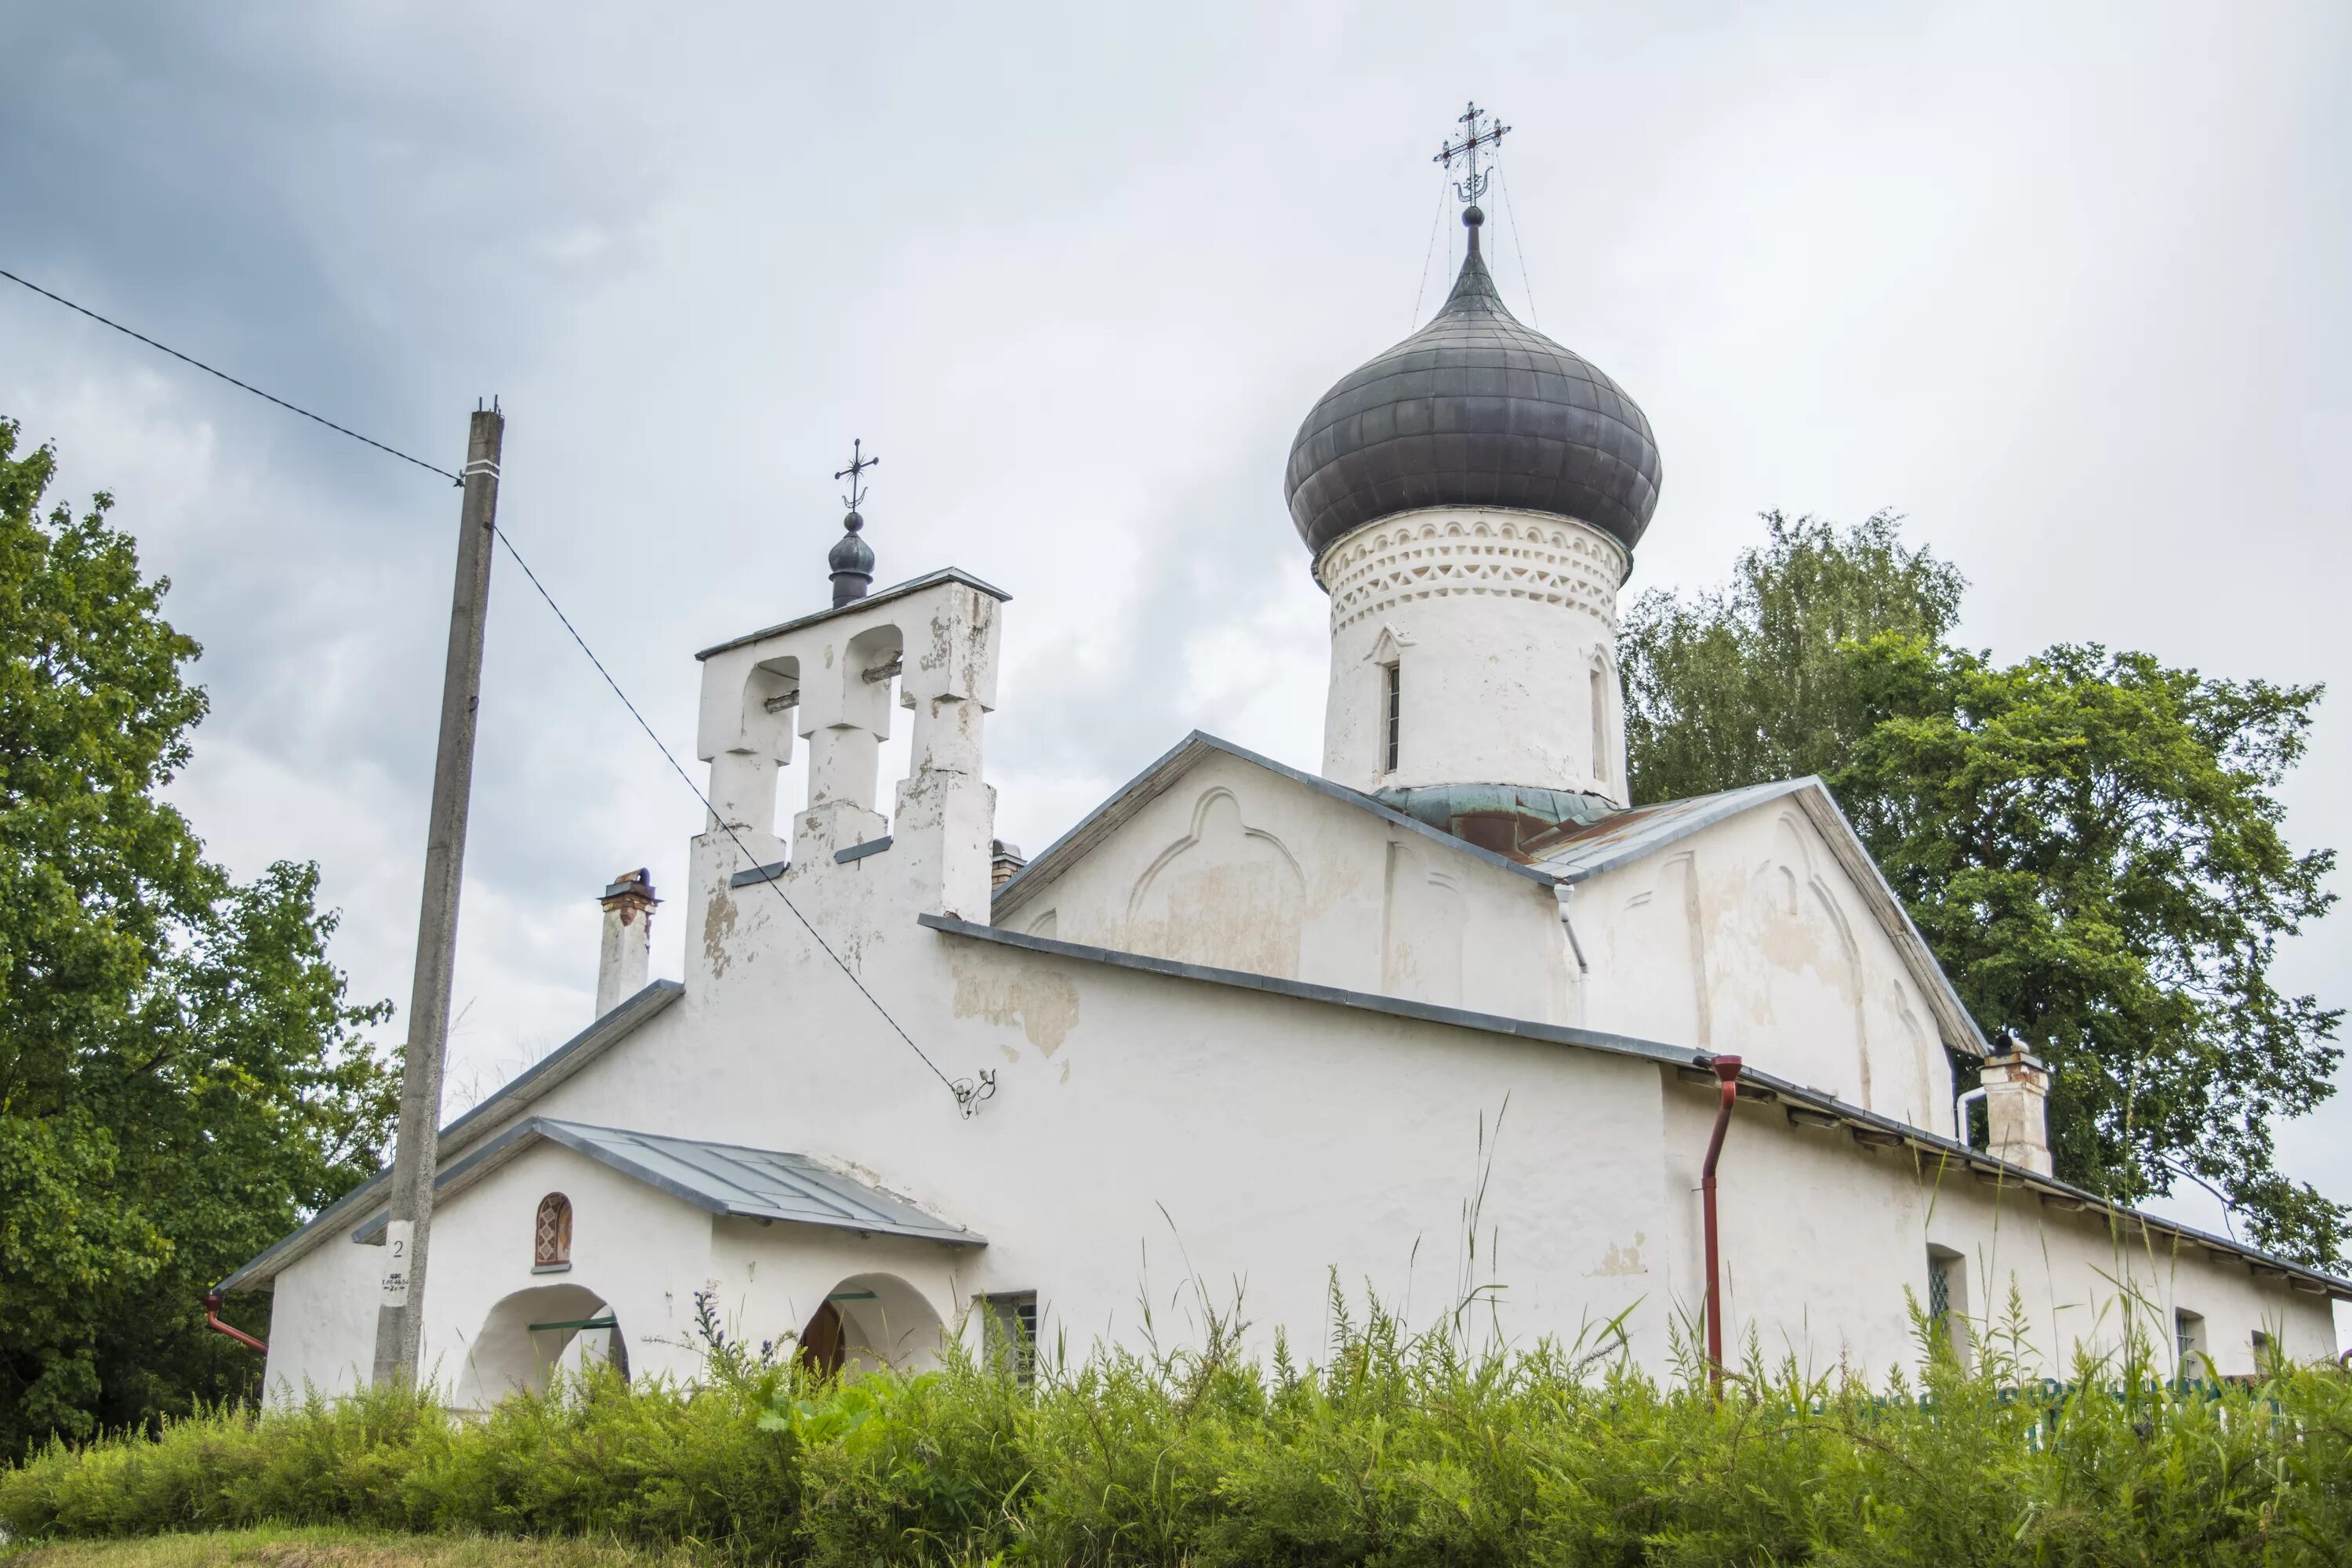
[793,1271,948,1378]
[457,1281,627,1406]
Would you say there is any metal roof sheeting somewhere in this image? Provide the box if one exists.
[1528,779,1810,882]
[353,1117,984,1249]
[216,981,687,1293]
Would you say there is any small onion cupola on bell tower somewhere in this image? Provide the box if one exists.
[1284,103,1662,847]
[828,437,880,607]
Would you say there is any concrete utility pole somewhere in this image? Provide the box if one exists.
[372,405,503,1388]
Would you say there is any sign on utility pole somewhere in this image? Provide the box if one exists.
[372,404,503,1388]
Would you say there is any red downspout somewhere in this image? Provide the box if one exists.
[1700,1054,1743,1395]
[203,1293,267,1356]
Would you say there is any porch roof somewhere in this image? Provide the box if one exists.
[351,1118,986,1249]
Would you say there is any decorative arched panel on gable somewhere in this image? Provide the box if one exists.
[1382,853,1465,1007]
[1125,787,1306,978]
[1605,851,1710,1048]
[1738,812,1871,1107]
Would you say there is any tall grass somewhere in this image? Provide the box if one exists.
[5,1290,2349,1566]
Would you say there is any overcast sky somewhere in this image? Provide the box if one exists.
[5,2,2348,1317]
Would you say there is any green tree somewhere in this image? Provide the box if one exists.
[1622,514,2344,1267]
[1621,510,1966,805]
[0,419,395,1452]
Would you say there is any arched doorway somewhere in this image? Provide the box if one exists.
[797,1301,847,1378]
[459,1282,627,1406]
[793,1272,947,1378]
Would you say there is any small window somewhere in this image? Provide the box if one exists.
[1925,1246,1970,1368]
[534,1192,573,1272]
[2251,1328,2274,1363]
[981,1290,1040,1383]
[2174,1308,2207,1379]
[1382,661,1402,774]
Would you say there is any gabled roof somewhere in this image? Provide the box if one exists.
[990,735,1987,1058]
[920,914,2351,1303]
[1532,778,1990,1058]
[218,981,687,1291]
[350,1119,984,1248]
[992,731,1555,923]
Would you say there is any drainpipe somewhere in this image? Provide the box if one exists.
[203,1293,267,1356]
[1700,1054,1743,1394]
[1553,884,1590,1028]
[1954,1085,1987,1149]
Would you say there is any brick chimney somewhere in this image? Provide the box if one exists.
[595,869,659,1018]
[1979,1043,2053,1175]
[990,839,1025,891]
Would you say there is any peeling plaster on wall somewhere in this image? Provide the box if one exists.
[1588,1232,1647,1277]
[950,953,1080,1055]
[702,887,739,978]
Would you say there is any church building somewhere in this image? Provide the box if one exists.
[223,126,2346,1400]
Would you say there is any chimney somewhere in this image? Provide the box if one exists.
[1979,1042,2053,1175]
[990,839,1025,891]
[595,869,659,1018]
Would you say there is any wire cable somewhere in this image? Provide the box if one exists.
[488,526,964,1099]
[1410,169,1450,329]
[1494,158,1541,329]
[3,263,967,1108]
[2,267,463,485]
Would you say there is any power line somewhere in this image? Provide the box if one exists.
[3,264,967,1109]
[2,268,463,485]
[488,527,964,1100]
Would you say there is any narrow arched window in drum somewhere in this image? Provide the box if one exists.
[1589,665,1608,786]
[534,1192,573,1270]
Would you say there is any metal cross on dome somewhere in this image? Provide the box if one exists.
[1434,100,1510,206]
[834,437,880,512]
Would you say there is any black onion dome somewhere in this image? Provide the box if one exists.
[1285,212,1661,562]
[828,512,875,575]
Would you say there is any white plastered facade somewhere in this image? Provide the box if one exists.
[236,530,2342,1405]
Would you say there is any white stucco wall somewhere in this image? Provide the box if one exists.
[423,924,1680,1373]
[416,1141,718,1403]
[1579,801,1954,1132]
[259,1215,383,1401]
[996,749,1566,1020]
[708,1221,978,1374]
[1660,1080,2335,1380]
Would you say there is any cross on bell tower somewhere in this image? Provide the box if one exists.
[827,437,880,607]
